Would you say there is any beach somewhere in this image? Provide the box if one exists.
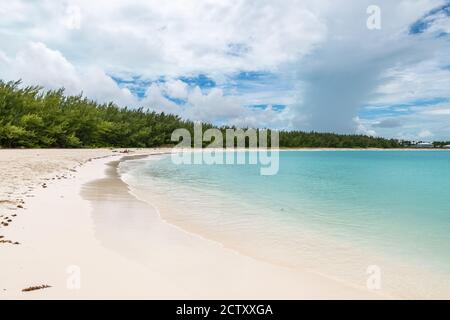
[0,149,381,299]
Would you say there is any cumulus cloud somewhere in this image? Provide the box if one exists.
[1,0,325,77]
[141,79,291,128]
[142,82,182,114]
[0,42,136,107]
[165,80,189,100]
[1,0,450,139]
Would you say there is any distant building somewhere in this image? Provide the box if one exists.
[443,144,450,149]
[415,142,434,148]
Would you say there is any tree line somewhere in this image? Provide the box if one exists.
[0,80,403,149]
[433,141,450,148]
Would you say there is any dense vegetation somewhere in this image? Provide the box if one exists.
[278,131,401,148]
[0,80,403,148]
[433,141,450,148]
[0,80,193,148]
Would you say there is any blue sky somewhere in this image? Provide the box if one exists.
[1,0,450,140]
[409,2,450,34]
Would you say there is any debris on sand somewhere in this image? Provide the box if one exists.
[22,285,52,292]
[0,239,20,245]
[0,200,16,205]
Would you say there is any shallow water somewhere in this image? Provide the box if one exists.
[120,150,450,298]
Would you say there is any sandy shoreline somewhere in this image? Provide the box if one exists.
[0,149,381,299]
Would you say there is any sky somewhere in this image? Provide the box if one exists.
[1,0,450,140]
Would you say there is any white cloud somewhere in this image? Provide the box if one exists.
[418,129,433,138]
[0,39,290,128]
[355,117,377,136]
[358,103,450,141]
[164,80,189,100]
[0,0,326,77]
[421,105,450,115]
[373,60,450,106]
[142,83,180,114]
[1,0,450,139]
[15,42,80,93]
[185,87,242,122]
[291,0,448,134]
[141,80,291,128]
[0,42,136,107]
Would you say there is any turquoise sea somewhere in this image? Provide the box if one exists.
[120,150,450,298]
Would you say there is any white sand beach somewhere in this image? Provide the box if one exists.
[0,149,380,299]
